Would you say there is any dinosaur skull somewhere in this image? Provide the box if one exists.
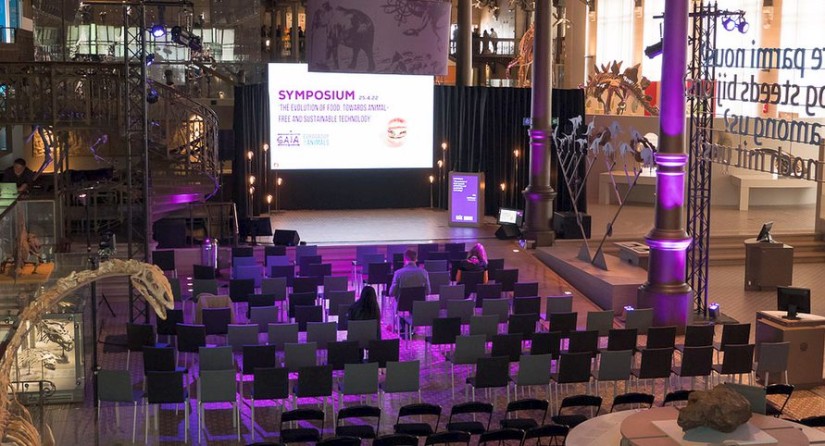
[125,260,175,319]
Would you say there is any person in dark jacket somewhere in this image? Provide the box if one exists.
[348,285,381,339]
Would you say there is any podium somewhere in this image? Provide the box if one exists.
[756,311,825,388]
[744,238,793,291]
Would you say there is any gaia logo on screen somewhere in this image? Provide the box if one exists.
[268,64,433,170]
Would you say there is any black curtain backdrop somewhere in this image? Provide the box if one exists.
[231,84,585,215]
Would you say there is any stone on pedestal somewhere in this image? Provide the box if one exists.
[677,385,752,433]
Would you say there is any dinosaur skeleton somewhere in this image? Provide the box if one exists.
[36,321,74,356]
[0,259,174,446]
[583,61,660,116]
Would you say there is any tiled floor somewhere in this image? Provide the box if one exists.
[34,204,825,444]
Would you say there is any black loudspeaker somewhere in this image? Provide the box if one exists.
[273,229,300,246]
[495,224,521,240]
[553,212,592,239]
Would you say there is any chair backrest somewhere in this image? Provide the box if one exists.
[269,264,296,285]
[644,326,676,349]
[167,278,183,303]
[458,270,485,296]
[397,286,426,313]
[156,309,184,336]
[342,362,379,395]
[199,345,234,371]
[411,300,441,328]
[367,262,393,285]
[439,284,466,309]
[285,342,318,371]
[513,282,539,298]
[530,331,561,357]
[507,313,539,340]
[143,345,175,374]
[261,277,288,300]
[491,333,523,362]
[566,330,599,356]
[289,291,318,318]
[594,349,633,381]
[719,343,755,375]
[425,431,471,446]
[192,279,219,299]
[548,312,577,336]
[281,408,325,430]
[347,319,378,349]
[306,263,333,280]
[267,323,299,350]
[227,324,260,351]
[424,259,448,273]
[202,307,232,335]
[606,328,638,351]
[97,369,138,403]
[248,293,277,309]
[397,402,441,424]
[442,296,474,324]
[127,323,156,351]
[264,243,286,258]
[233,256,257,268]
[585,310,614,336]
[522,425,569,446]
[448,401,493,430]
[610,392,655,412]
[337,305,351,331]
[295,365,333,397]
[383,360,420,394]
[678,345,714,377]
[232,268,261,290]
[193,264,216,280]
[481,298,509,322]
[327,340,362,371]
[496,269,519,292]
[722,383,766,414]
[720,323,751,349]
[242,344,278,375]
[296,244,319,258]
[306,322,338,350]
[478,428,524,446]
[252,367,290,400]
[556,352,594,384]
[453,335,487,365]
[374,434,420,446]
[429,317,461,346]
[416,243,439,262]
[683,324,715,347]
[638,347,675,379]
[558,394,603,416]
[428,271,451,297]
[232,246,254,257]
[662,390,693,407]
[145,370,186,404]
[368,339,400,368]
[355,245,381,266]
[544,295,573,317]
[327,291,356,316]
[473,356,511,389]
[298,255,322,276]
[516,354,552,386]
[295,305,323,331]
[293,277,319,295]
[513,296,541,315]
[469,315,499,342]
[476,283,503,307]
[250,306,279,333]
[323,275,349,293]
[199,369,237,403]
[755,341,790,374]
[266,254,291,268]
[175,323,206,353]
[625,308,654,335]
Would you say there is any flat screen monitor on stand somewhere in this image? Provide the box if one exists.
[777,286,811,320]
[495,207,523,240]
[756,221,774,242]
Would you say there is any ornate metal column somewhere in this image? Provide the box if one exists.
[456,0,473,87]
[523,0,556,246]
[637,0,692,329]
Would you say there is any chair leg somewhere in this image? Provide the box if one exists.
[132,402,138,444]
[144,402,149,441]
[251,400,256,441]
[185,400,189,444]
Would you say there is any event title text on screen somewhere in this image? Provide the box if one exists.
[278,89,355,101]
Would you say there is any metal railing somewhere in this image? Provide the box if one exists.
[8,380,57,435]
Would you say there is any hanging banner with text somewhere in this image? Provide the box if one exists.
[306,0,450,75]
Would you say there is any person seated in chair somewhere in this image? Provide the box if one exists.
[457,242,489,283]
[2,158,35,194]
[389,249,430,298]
[348,285,382,340]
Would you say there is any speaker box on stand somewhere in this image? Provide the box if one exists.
[553,212,591,239]
[495,224,521,240]
[273,229,300,246]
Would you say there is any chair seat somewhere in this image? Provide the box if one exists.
[394,423,434,437]
[445,421,486,435]
[550,414,588,429]
[500,418,538,431]
[336,425,377,439]
[281,428,322,443]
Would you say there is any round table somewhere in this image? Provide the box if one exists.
[567,407,820,446]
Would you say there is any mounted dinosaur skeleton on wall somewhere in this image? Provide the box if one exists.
[0,259,174,446]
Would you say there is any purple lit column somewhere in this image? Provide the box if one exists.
[637,0,692,329]
[523,0,556,246]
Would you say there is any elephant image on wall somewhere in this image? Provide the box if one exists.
[311,2,376,72]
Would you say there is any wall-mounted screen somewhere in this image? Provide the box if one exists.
[268,64,433,170]
[449,172,484,227]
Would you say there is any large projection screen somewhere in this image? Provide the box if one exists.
[448,172,485,228]
[268,64,433,170]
